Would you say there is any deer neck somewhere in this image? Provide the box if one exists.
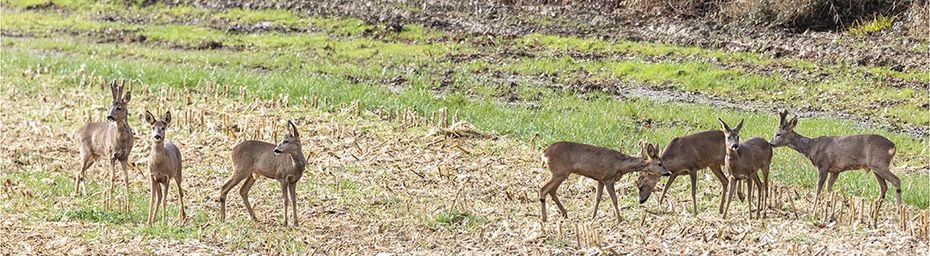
[287,147,307,169]
[150,140,165,153]
[109,119,133,140]
[787,133,813,158]
[619,156,649,174]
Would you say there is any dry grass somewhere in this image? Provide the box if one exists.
[0,67,928,254]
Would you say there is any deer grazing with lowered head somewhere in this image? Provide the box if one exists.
[770,110,901,210]
[539,141,669,223]
[143,110,186,225]
[636,130,731,214]
[73,80,135,212]
[219,121,306,227]
[718,118,771,219]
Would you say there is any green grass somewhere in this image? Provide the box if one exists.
[849,15,895,36]
[433,210,487,228]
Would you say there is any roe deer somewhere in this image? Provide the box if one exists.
[73,80,135,212]
[219,121,306,227]
[719,118,771,219]
[143,110,186,225]
[636,130,731,214]
[539,141,669,223]
[770,110,900,210]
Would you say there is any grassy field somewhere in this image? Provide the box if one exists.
[1,1,929,254]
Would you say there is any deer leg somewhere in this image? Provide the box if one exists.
[175,176,186,221]
[161,180,169,223]
[289,181,298,227]
[751,173,764,218]
[106,159,116,209]
[709,165,728,214]
[239,176,258,221]
[657,173,678,205]
[218,171,249,222]
[873,165,902,208]
[75,155,93,196]
[689,169,698,214]
[592,182,604,219]
[147,177,156,225]
[724,176,737,219]
[153,180,163,224]
[119,160,131,213]
[825,172,838,193]
[761,166,770,217]
[736,179,745,202]
[280,179,289,226]
[541,174,569,221]
[873,172,888,210]
[814,169,828,212]
[604,181,622,223]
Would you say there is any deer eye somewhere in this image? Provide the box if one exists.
[283,140,290,144]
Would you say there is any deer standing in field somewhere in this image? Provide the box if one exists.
[719,118,772,219]
[636,130,731,214]
[539,141,669,223]
[143,110,186,224]
[219,121,305,227]
[770,110,901,210]
[73,80,135,212]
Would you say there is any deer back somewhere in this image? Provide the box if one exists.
[660,130,725,173]
[232,140,304,180]
[544,141,638,181]
[808,134,895,171]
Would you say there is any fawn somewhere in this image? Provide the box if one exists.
[73,80,134,212]
[143,110,186,224]
[539,141,669,223]
[219,121,306,226]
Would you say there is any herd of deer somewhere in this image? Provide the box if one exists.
[72,81,903,227]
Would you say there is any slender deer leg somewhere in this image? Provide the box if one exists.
[289,181,298,227]
[724,176,737,219]
[813,169,828,211]
[539,175,559,222]
[75,154,93,196]
[543,175,569,219]
[709,165,728,214]
[280,179,289,226]
[747,176,754,219]
[106,159,116,209]
[825,172,838,193]
[175,176,186,221]
[592,182,604,219]
[161,180,169,223]
[751,173,764,218]
[873,165,902,208]
[761,166,770,216]
[736,179,745,202]
[147,177,156,225]
[120,160,131,213]
[604,180,622,223]
[218,171,250,222]
[239,176,258,221]
[873,172,888,210]
[689,169,698,214]
[153,180,163,224]
[657,172,679,205]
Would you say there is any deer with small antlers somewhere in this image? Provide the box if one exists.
[73,80,135,212]
[719,118,771,219]
[143,110,186,225]
[636,130,731,214]
[539,141,669,223]
[219,121,306,226]
[770,110,901,210]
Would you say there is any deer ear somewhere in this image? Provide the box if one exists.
[288,120,299,137]
[778,110,788,125]
[788,115,798,129]
[717,118,730,132]
[144,110,155,125]
[163,111,171,125]
[734,119,744,132]
[122,90,132,103]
